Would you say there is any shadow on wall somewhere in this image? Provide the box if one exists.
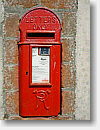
[1,120,92,127]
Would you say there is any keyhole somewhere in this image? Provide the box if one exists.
[26,72,28,75]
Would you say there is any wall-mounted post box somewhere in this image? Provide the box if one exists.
[18,7,62,117]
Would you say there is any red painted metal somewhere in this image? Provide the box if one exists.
[18,7,62,117]
[19,7,61,44]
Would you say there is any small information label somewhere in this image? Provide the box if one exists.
[32,47,50,83]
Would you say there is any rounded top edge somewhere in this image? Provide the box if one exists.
[20,7,61,26]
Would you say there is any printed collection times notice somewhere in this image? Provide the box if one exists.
[32,47,50,83]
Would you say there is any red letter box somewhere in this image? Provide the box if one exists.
[18,7,62,117]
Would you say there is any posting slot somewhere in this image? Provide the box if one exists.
[27,32,55,39]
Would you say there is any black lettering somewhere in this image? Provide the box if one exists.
[41,58,46,60]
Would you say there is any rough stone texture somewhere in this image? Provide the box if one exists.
[62,91,75,114]
[0,37,4,120]
[41,0,78,10]
[3,0,41,8]
[4,13,19,37]
[3,39,18,64]
[56,0,78,9]
[62,38,76,62]
[0,0,4,120]
[8,116,22,120]
[3,0,78,10]
[3,65,18,90]
[62,64,76,88]
[50,115,74,120]
[75,0,90,120]
[9,116,51,120]
[62,12,77,37]
[8,115,74,120]
[5,91,19,115]
[41,0,57,9]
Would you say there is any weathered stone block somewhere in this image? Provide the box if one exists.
[4,13,19,37]
[62,91,75,114]
[4,0,78,9]
[62,12,77,37]
[58,0,78,9]
[0,24,2,36]
[41,0,57,9]
[5,91,19,115]
[9,116,51,120]
[41,0,78,9]
[3,65,18,90]
[50,116,74,120]
[4,39,18,64]
[8,116,22,120]
[9,115,74,120]
[62,64,76,88]
[62,38,76,62]
[21,117,51,120]
[3,0,41,8]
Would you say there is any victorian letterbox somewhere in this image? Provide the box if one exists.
[18,7,62,117]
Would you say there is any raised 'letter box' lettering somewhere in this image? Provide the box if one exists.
[18,7,62,117]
